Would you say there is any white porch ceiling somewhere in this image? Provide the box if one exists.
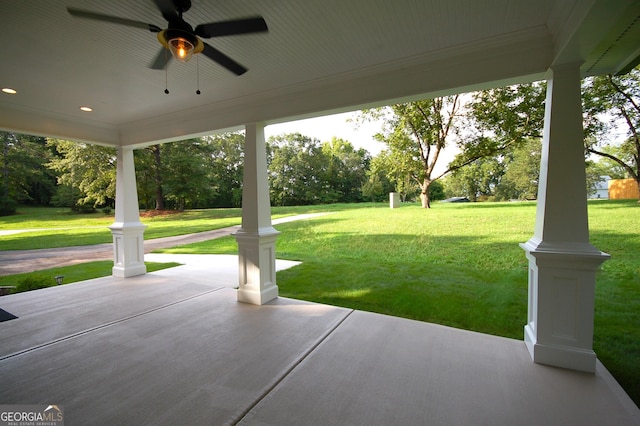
[0,0,638,147]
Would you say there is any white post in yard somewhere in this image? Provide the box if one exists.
[234,123,280,305]
[390,192,400,208]
[109,145,147,278]
[520,63,609,373]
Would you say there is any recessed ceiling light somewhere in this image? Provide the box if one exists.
[2,88,17,94]
[79,106,93,112]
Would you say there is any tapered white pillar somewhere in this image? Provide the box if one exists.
[233,123,279,305]
[520,63,609,372]
[109,146,147,278]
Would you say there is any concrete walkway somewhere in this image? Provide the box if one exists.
[0,213,328,276]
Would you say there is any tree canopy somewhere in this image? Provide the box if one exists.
[1,132,56,214]
[267,133,370,206]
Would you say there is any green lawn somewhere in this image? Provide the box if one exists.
[1,201,638,407]
[0,204,351,250]
[158,200,640,407]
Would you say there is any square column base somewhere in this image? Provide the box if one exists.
[525,324,596,373]
[112,263,147,278]
[109,222,147,278]
[520,240,609,373]
[234,228,280,305]
[237,284,279,305]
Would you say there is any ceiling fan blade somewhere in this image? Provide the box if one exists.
[67,8,162,32]
[195,17,268,38]
[149,48,171,70]
[153,0,179,22]
[202,43,247,76]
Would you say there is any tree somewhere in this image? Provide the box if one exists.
[135,138,224,211]
[359,97,463,208]
[367,143,422,203]
[583,67,640,201]
[47,139,116,210]
[134,146,160,210]
[1,132,18,215]
[149,145,165,210]
[134,145,167,210]
[359,91,541,208]
[267,133,326,206]
[586,146,627,179]
[202,132,244,208]
[444,155,505,201]
[468,82,546,144]
[160,140,214,210]
[321,137,370,203]
[498,138,542,200]
[1,132,56,214]
[459,82,547,201]
[362,154,395,202]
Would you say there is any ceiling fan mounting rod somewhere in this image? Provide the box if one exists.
[174,0,191,14]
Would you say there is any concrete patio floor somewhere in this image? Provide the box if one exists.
[1,256,638,425]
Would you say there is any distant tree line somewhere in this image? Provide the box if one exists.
[1,67,636,215]
[0,131,374,214]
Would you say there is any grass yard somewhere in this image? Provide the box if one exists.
[159,200,640,407]
[0,204,347,250]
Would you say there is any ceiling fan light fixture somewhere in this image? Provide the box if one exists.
[168,36,194,63]
[158,29,203,64]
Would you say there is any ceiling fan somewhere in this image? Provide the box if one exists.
[67,0,268,76]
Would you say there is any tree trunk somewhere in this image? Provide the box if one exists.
[152,145,165,210]
[420,179,431,208]
[636,177,640,203]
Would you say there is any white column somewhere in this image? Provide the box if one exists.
[233,123,280,305]
[520,63,609,373]
[109,146,147,278]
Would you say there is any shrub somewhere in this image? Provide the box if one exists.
[14,274,57,293]
[0,195,17,216]
[72,203,96,214]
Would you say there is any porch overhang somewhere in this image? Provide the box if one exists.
[0,0,638,146]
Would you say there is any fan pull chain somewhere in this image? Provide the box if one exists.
[164,49,169,94]
[196,55,201,95]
